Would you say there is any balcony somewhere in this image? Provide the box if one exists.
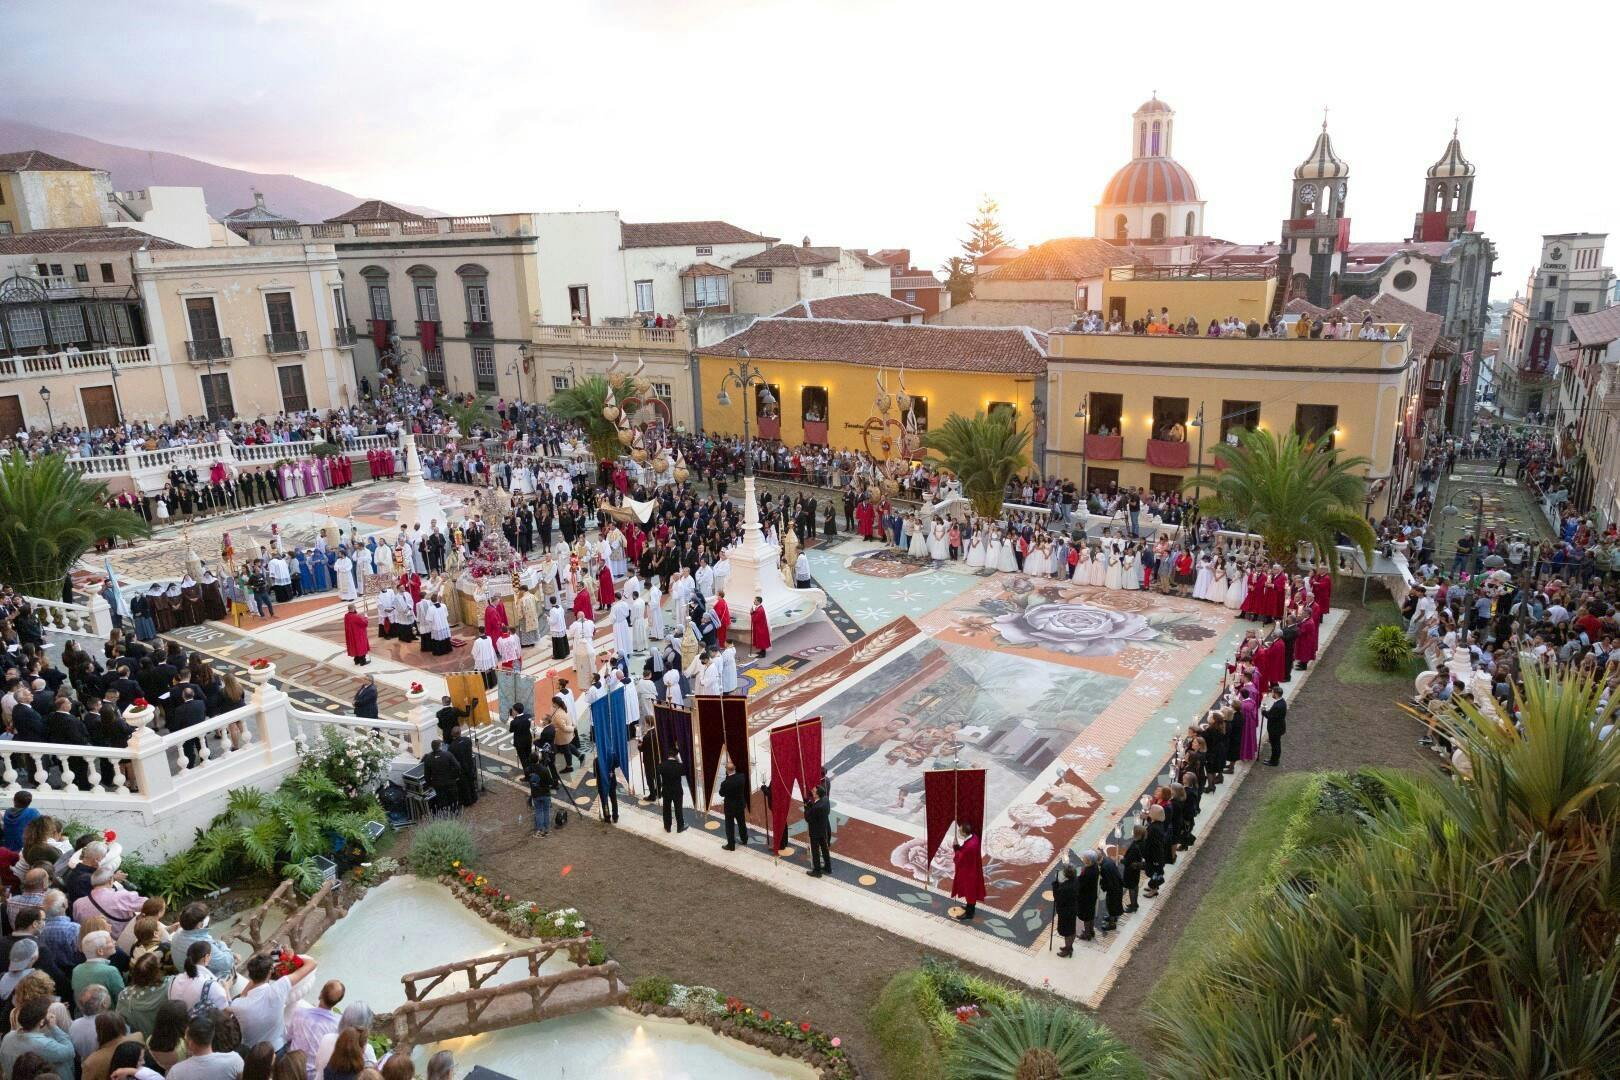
[1145,438,1190,468]
[334,324,357,348]
[186,338,233,363]
[531,323,690,351]
[265,330,309,354]
[0,346,157,381]
[465,321,494,339]
[1084,433,1124,460]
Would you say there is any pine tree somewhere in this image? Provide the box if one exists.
[962,195,1008,270]
[940,256,974,307]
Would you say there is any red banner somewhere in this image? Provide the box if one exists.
[721,696,751,816]
[1145,439,1189,468]
[768,718,822,851]
[371,319,389,350]
[1084,434,1123,460]
[419,319,438,355]
[922,768,987,867]
[695,695,727,809]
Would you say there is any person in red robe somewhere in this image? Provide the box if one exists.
[1269,569,1290,621]
[1242,570,1270,620]
[597,564,615,608]
[484,599,509,640]
[951,820,986,921]
[403,573,422,607]
[572,585,594,623]
[343,604,370,667]
[1310,569,1332,612]
[1294,607,1319,668]
[750,596,771,657]
[713,591,732,648]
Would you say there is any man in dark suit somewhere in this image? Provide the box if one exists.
[436,697,468,743]
[169,686,208,767]
[804,783,832,877]
[507,705,533,773]
[424,739,462,813]
[448,725,478,806]
[108,666,142,709]
[9,689,45,743]
[44,703,91,789]
[658,752,687,833]
[353,676,379,720]
[1264,686,1288,766]
[718,761,750,849]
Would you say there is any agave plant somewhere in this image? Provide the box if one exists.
[921,411,1031,520]
[1184,427,1375,570]
[1151,665,1620,1078]
[948,999,1144,1080]
[0,452,149,597]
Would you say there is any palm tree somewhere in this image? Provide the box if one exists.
[548,374,638,461]
[922,411,1030,520]
[1184,428,1374,569]
[1151,665,1620,1078]
[0,453,149,598]
[948,999,1144,1080]
[440,393,492,438]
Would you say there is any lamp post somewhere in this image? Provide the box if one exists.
[507,343,529,408]
[108,352,125,424]
[38,386,53,430]
[1189,400,1206,502]
[716,346,775,478]
[1072,399,1088,507]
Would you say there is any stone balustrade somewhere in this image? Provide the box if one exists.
[63,431,401,495]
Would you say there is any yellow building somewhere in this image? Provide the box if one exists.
[0,151,110,236]
[1046,284,1413,516]
[697,319,1047,450]
[1099,265,1278,326]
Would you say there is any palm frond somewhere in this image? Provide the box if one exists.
[0,453,150,596]
[920,411,1030,520]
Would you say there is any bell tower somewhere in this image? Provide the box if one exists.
[1278,114,1350,308]
[1413,123,1477,242]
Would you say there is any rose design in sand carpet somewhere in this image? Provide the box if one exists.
[993,602,1158,657]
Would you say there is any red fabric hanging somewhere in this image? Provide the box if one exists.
[922,768,986,866]
[721,697,750,816]
[371,319,389,350]
[695,695,727,809]
[768,718,822,851]
[420,319,438,354]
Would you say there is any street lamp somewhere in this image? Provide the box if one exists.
[507,343,529,408]
[38,386,53,430]
[716,345,774,477]
[1072,399,1088,504]
[108,353,125,423]
[1188,400,1206,503]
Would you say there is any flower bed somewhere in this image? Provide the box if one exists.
[440,862,600,961]
[625,978,857,1080]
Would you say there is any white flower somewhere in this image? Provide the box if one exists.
[1006,803,1056,829]
[994,602,1158,657]
[983,826,1054,865]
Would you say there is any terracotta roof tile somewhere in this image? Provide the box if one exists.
[704,317,1046,374]
[1570,306,1620,348]
[774,293,924,321]
[323,200,427,224]
[620,220,775,248]
[980,237,1141,282]
[679,261,732,278]
[731,244,842,268]
[892,272,942,289]
[0,226,188,255]
[0,150,96,173]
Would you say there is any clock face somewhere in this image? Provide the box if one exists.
[1299,183,1318,202]
[1336,182,1347,200]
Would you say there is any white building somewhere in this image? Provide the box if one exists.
[729,238,893,315]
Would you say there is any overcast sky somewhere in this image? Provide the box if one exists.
[6,0,1616,302]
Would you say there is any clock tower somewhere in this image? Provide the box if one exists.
[1412,124,1476,242]
[1278,118,1350,308]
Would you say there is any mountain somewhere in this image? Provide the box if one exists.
[0,117,442,223]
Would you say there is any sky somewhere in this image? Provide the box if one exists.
[5,0,1617,302]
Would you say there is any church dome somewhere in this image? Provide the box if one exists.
[1294,125,1348,180]
[1100,157,1200,206]
[1427,129,1475,178]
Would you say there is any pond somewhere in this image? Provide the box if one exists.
[309,876,812,1079]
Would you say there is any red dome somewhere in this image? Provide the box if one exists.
[1099,157,1199,206]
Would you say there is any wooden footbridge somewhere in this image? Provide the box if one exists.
[382,937,626,1046]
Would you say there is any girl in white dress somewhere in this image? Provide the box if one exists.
[1122,545,1141,591]
[1025,541,1047,577]
[927,521,949,562]
[966,530,987,568]
[1089,544,1108,587]
[908,516,930,559]
[996,531,1019,573]
[1104,546,1123,590]
[1225,558,1248,611]
[1072,545,1091,583]
[154,497,169,522]
[984,530,1002,571]
[1192,553,1214,601]
[1209,561,1228,605]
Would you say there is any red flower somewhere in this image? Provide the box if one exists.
[132,698,149,709]
[409,682,424,694]
[761,1011,771,1022]
[800,1022,811,1033]
[103,830,116,843]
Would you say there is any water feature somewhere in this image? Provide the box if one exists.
[310,876,814,1079]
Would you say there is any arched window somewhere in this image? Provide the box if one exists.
[1138,123,1146,157]
[1433,183,1447,212]
[1150,213,1166,240]
[1290,273,1311,299]
[1150,120,1161,155]
[1185,211,1196,237]
[1114,214,1128,241]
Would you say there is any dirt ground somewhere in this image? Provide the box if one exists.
[460,783,957,1077]
[456,600,1432,1077]
[1090,601,1434,1059]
